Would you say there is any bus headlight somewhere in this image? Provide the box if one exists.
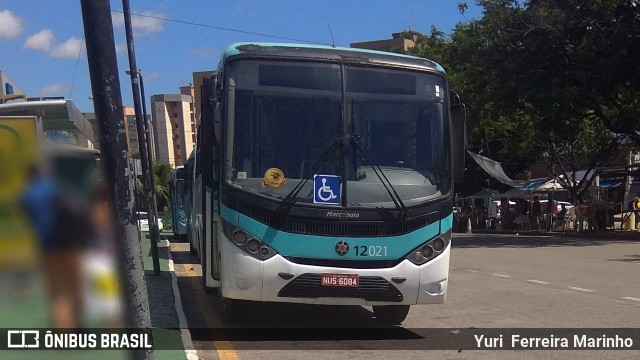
[432,237,445,251]
[222,220,278,260]
[406,231,450,265]
[246,239,260,252]
[232,230,247,245]
[421,245,434,258]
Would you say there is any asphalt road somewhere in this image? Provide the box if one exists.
[170,233,640,360]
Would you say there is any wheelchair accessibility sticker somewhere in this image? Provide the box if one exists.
[313,174,341,205]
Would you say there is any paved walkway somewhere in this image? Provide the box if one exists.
[0,230,186,359]
[141,231,188,360]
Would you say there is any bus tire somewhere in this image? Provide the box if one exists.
[220,297,245,323]
[373,305,410,325]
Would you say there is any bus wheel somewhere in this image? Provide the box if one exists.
[373,305,410,325]
[220,297,245,323]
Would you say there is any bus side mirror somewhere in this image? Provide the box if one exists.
[200,75,221,186]
[450,90,467,183]
[213,101,222,150]
[202,75,221,146]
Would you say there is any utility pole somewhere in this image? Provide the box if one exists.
[79,1,154,359]
[138,70,160,234]
[122,0,160,275]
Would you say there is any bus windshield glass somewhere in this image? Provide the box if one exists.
[226,60,450,207]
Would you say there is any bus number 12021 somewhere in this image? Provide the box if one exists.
[354,245,388,257]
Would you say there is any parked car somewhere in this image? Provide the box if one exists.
[137,212,164,232]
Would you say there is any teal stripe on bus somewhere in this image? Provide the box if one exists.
[220,204,452,261]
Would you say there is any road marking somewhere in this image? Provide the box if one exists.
[569,286,595,292]
[527,280,549,285]
[622,297,640,302]
[174,264,200,277]
[492,273,511,278]
[167,241,199,360]
[466,269,479,273]
[177,261,240,360]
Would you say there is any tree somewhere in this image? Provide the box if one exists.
[135,162,173,211]
[152,163,173,210]
[409,0,639,196]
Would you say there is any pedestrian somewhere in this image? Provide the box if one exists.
[82,183,122,326]
[531,195,542,230]
[21,163,90,328]
[632,192,640,229]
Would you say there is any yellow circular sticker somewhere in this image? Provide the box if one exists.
[263,168,286,188]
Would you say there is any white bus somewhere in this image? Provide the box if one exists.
[186,42,467,324]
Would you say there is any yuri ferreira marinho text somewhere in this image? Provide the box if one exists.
[475,334,634,349]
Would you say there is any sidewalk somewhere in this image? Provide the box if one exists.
[141,231,188,360]
[460,228,640,240]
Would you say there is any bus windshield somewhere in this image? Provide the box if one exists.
[226,60,450,207]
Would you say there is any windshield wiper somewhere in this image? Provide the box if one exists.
[350,134,409,220]
[279,139,341,212]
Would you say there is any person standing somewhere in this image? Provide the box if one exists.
[633,192,640,229]
[531,195,542,230]
[22,164,90,328]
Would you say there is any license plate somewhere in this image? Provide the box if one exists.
[320,273,359,288]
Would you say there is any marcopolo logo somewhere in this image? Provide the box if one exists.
[7,330,40,348]
[335,241,350,256]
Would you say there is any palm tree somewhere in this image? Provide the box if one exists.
[134,162,173,211]
[153,163,173,210]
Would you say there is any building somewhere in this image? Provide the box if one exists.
[123,106,139,154]
[150,93,196,167]
[1,70,93,148]
[192,71,216,122]
[0,70,27,103]
[0,98,94,148]
[350,31,421,53]
[83,106,152,154]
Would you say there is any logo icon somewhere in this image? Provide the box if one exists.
[335,241,349,256]
[263,168,286,188]
[313,174,341,204]
[7,330,39,348]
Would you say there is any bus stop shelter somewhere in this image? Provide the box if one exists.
[0,98,94,147]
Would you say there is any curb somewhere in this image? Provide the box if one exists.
[455,229,640,240]
[166,240,199,360]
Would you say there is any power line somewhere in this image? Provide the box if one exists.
[69,34,85,100]
[111,9,330,46]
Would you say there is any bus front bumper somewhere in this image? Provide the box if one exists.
[220,239,450,306]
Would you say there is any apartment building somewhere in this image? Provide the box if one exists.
[350,31,421,52]
[150,93,196,167]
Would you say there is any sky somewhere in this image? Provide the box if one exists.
[0,0,482,113]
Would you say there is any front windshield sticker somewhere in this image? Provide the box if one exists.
[313,174,341,205]
[263,168,286,188]
[237,171,247,180]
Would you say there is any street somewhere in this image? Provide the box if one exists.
[168,233,640,359]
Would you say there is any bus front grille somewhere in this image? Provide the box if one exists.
[278,273,403,302]
[248,208,436,237]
